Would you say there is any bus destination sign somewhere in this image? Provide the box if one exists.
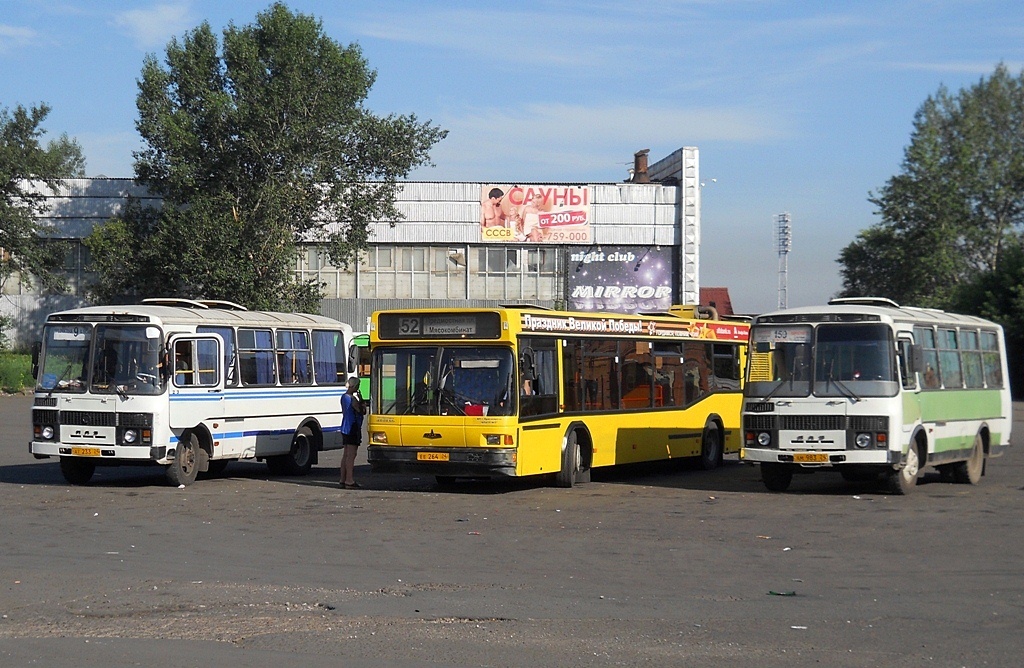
[378,312,503,340]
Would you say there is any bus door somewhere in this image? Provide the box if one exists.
[168,334,225,429]
[897,335,922,441]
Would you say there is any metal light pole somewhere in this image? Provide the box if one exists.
[775,212,791,310]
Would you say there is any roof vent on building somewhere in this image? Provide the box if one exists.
[627,148,650,183]
[633,149,651,183]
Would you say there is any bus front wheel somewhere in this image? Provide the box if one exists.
[556,430,588,488]
[699,424,722,470]
[60,457,95,485]
[885,441,920,495]
[952,432,984,485]
[761,463,792,492]
[166,432,201,486]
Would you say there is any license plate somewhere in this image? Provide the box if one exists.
[793,452,828,463]
[417,452,449,462]
[71,447,101,457]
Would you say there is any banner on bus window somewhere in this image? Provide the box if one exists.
[520,312,750,342]
[480,184,591,243]
[567,246,674,314]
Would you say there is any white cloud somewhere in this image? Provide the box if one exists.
[414,101,787,182]
[113,3,194,50]
[0,23,36,52]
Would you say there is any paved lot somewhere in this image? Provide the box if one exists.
[1,393,1022,667]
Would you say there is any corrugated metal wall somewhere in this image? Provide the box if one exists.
[320,297,558,333]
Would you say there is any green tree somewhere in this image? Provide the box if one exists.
[838,63,1024,307]
[0,103,85,294]
[88,2,445,311]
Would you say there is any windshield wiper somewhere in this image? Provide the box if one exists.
[757,379,790,403]
[756,351,799,403]
[46,363,73,399]
[825,359,861,403]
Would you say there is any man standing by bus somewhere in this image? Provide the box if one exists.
[339,377,366,488]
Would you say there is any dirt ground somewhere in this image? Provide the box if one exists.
[1,393,1022,667]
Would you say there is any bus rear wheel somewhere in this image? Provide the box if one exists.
[166,432,201,486]
[761,463,792,492]
[60,457,96,485]
[952,432,984,484]
[268,427,314,476]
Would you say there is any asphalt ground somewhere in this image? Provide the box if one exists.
[1,393,1022,667]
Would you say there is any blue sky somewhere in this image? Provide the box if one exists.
[2,1,1022,314]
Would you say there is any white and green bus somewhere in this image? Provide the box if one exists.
[740,298,1012,494]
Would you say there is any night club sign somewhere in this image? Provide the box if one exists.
[567,246,674,314]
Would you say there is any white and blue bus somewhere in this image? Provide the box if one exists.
[30,299,359,486]
[741,298,1012,494]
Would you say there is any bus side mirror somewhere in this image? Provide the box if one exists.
[347,344,359,375]
[31,341,41,380]
[755,341,772,353]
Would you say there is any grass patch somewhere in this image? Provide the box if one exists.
[0,354,33,393]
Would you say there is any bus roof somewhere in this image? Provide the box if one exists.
[754,301,1000,329]
[45,303,352,330]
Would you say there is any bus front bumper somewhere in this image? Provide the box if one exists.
[740,447,901,467]
[30,441,172,464]
[367,446,517,477]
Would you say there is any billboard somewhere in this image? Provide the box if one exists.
[480,185,591,244]
[568,246,674,314]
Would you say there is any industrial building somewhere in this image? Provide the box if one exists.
[3,147,713,343]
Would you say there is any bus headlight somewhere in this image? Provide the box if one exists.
[757,432,771,447]
[855,433,871,449]
[123,429,138,444]
[41,426,54,440]
[370,431,388,444]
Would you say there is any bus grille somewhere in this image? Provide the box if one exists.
[745,402,775,413]
[780,415,846,430]
[33,410,59,425]
[850,416,889,431]
[118,413,154,427]
[744,415,775,430]
[60,411,116,427]
[744,415,889,432]
[34,397,57,407]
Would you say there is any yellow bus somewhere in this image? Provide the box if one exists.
[367,305,750,486]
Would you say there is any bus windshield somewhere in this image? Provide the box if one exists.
[90,325,165,395]
[374,346,515,416]
[747,323,897,399]
[37,323,165,396]
[37,324,93,393]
